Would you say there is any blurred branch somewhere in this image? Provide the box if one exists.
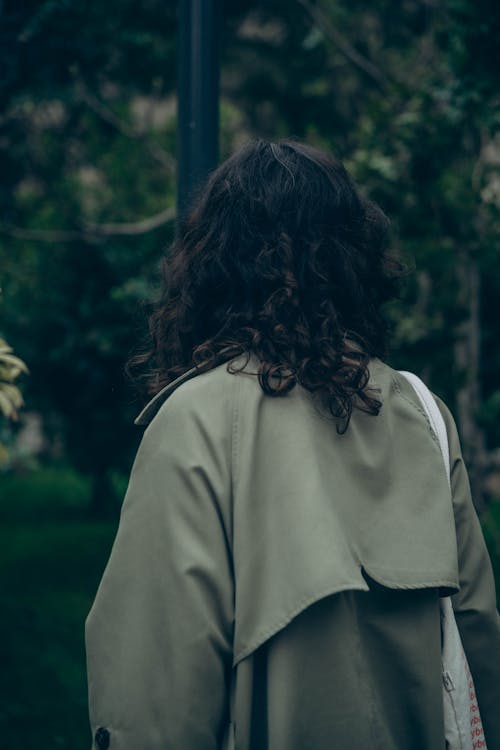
[1,205,176,242]
[84,206,176,235]
[74,79,176,174]
[298,0,390,90]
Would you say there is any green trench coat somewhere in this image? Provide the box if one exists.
[85,352,500,750]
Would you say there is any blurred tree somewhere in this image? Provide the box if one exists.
[0,0,178,513]
[0,0,498,512]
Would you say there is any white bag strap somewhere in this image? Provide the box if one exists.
[397,370,451,491]
[397,369,488,750]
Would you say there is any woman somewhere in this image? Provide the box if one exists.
[85,139,499,750]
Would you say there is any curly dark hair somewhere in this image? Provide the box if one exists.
[127,138,411,434]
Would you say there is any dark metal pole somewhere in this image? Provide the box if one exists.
[177,0,220,225]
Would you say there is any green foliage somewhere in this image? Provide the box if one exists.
[0,339,28,422]
[0,337,29,466]
[1,0,179,508]
[0,0,498,501]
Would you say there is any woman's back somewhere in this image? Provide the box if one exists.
[86,351,499,749]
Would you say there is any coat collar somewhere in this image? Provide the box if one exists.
[133,349,386,428]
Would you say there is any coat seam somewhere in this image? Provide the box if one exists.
[363,563,458,588]
[350,590,383,748]
[229,372,240,667]
[231,372,241,492]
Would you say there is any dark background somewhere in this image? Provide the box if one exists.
[0,1,499,747]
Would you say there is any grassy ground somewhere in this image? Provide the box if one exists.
[0,467,499,749]
[0,468,119,750]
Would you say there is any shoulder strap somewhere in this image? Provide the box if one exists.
[397,370,451,491]
[398,371,487,750]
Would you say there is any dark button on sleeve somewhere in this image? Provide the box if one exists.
[94,727,110,749]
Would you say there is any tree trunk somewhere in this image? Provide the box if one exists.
[453,252,488,514]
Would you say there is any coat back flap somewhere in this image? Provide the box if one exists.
[230,354,459,666]
[134,352,460,669]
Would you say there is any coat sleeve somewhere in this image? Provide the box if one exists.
[85,388,235,750]
[433,392,500,747]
